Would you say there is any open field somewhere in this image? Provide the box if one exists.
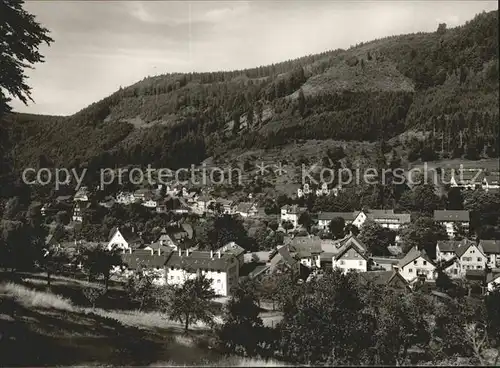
[0,273,286,366]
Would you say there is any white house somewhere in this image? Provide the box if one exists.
[397,247,436,282]
[192,195,213,215]
[332,240,368,274]
[116,192,137,205]
[480,240,500,268]
[235,202,258,218]
[73,187,90,202]
[107,227,141,252]
[165,249,240,296]
[433,210,470,238]
[455,239,487,272]
[142,199,158,209]
[280,205,306,229]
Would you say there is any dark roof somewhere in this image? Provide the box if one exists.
[165,250,236,272]
[372,256,400,265]
[486,272,500,284]
[437,240,463,252]
[398,247,435,268]
[121,252,171,270]
[109,227,142,244]
[288,236,322,256]
[359,270,409,287]
[56,195,72,202]
[367,212,411,223]
[335,240,368,261]
[480,240,500,254]
[456,239,483,258]
[434,210,470,222]
[465,269,486,281]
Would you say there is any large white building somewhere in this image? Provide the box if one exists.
[165,249,240,296]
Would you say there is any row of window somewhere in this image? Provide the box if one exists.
[461,257,483,262]
[169,275,223,284]
[339,260,364,266]
[169,267,221,273]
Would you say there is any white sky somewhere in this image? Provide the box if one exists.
[9,0,498,116]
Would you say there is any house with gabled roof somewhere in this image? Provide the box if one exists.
[332,237,369,274]
[215,241,246,267]
[455,239,487,273]
[358,269,411,291]
[107,227,142,252]
[235,202,258,218]
[434,210,470,238]
[288,235,323,269]
[479,240,500,268]
[397,247,436,282]
[268,245,310,280]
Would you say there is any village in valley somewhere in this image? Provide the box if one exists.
[39,161,500,298]
[1,1,499,366]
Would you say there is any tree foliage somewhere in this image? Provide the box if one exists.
[0,0,54,115]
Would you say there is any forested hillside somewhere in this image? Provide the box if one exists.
[0,10,497,177]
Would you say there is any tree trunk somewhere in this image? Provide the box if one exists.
[47,269,51,289]
[184,314,190,331]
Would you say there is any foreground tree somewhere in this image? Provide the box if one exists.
[167,274,216,331]
[0,0,54,115]
[328,217,346,239]
[218,278,272,357]
[279,269,374,365]
[358,219,393,256]
[126,266,165,311]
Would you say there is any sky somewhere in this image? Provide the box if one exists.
[9,0,499,116]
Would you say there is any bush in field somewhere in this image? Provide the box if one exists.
[126,266,168,311]
[83,285,106,309]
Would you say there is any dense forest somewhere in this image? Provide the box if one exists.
[0,10,498,183]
